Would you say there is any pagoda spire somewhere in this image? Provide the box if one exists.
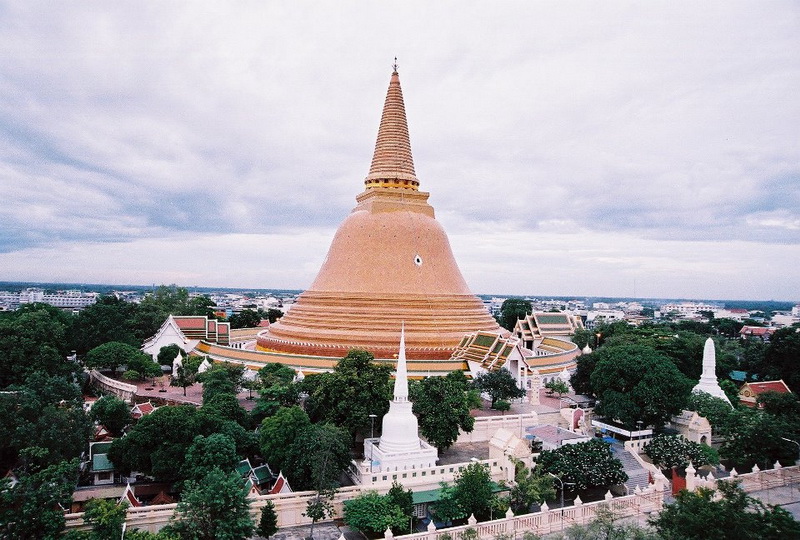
[364,62,420,190]
[393,323,409,402]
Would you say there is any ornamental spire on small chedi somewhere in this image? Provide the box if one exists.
[360,325,438,480]
[692,338,732,405]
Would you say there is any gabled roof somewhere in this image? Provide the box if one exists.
[150,490,175,505]
[235,459,253,477]
[450,331,522,371]
[251,464,274,485]
[742,380,790,395]
[119,483,141,507]
[268,471,292,494]
[131,401,156,420]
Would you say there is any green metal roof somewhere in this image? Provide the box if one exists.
[92,453,114,472]
[90,442,113,457]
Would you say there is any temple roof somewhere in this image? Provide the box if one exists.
[364,65,419,190]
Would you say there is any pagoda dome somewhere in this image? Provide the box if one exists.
[257,66,501,361]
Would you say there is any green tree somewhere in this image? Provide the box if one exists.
[285,423,351,491]
[89,395,132,436]
[570,352,598,396]
[410,371,475,451]
[0,458,79,539]
[1,373,90,472]
[259,406,311,474]
[544,379,569,399]
[170,469,255,540]
[203,393,250,428]
[686,392,733,428]
[473,368,525,408]
[590,344,693,428]
[644,434,718,469]
[0,306,77,387]
[570,328,594,350]
[186,295,218,318]
[181,434,240,483]
[718,406,798,470]
[157,344,183,366]
[258,308,284,324]
[257,501,279,539]
[650,480,800,539]
[453,462,494,520]
[537,439,627,490]
[564,507,658,540]
[509,462,555,514]
[170,362,197,397]
[431,482,465,524]
[228,309,261,329]
[85,342,150,375]
[200,363,244,403]
[497,298,532,331]
[302,349,392,440]
[72,294,139,354]
[83,498,128,539]
[386,481,414,522]
[108,405,254,483]
[258,362,296,387]
[343,491,407,536]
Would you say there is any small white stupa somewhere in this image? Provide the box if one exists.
[363,325,438,473]
[692,338,732,405]
[171,351,183,377]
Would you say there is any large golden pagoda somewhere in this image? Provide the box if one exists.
[256,67,501,361]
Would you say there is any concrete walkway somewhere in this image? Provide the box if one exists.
[253,521,346,540]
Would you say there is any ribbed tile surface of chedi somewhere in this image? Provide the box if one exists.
[257,68,501,360]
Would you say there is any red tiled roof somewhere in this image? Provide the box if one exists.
[174,317,207,329]
[746,380,790,394]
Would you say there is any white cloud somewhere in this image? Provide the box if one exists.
[0,1,798,300]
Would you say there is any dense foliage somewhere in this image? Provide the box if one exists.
[410,370,475,450]
[537,439,628,491]
[496,298,532,331]
[473,368,526,408]
[644,435,718,470]
[170,469,255,540]
[302,349,392,439]
[651,481,800,539]
[590,344,693,428]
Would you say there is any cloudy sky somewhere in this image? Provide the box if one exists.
[1,2,798,301]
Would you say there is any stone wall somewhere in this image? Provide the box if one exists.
[88,370,137,403]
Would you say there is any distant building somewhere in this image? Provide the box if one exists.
[0,287,97,311]
[660,302,717,316]
[739,326,775,341]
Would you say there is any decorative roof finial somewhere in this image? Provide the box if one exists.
[393,57,398,73]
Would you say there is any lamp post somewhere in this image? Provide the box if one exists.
[781,437,800,465]
[368,414,377,473]
[547,472,574,531]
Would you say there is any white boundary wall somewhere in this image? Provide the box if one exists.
[63,466,799,534]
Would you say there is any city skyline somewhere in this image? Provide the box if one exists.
[1,3,798,301]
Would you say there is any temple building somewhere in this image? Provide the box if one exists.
[173,66,578,379]
[254,66,500,371]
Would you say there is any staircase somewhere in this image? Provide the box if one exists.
[609,442,650,492]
